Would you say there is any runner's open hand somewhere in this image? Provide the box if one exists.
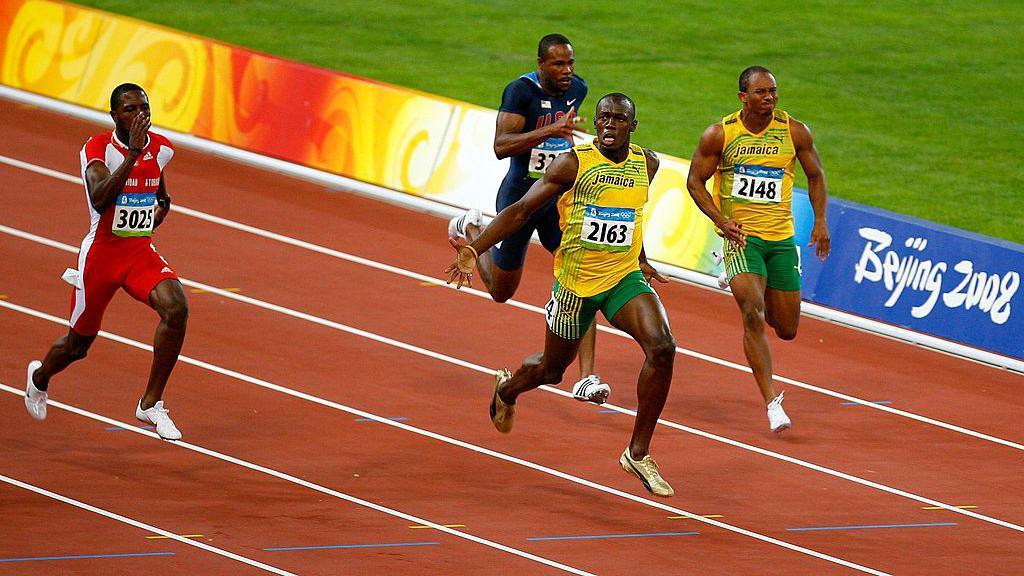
[129,111,151,152]
[720,218,746,248]
[445,237,477,289]
[640,261,669,284]
[810,220,830,260]
[549,107,586,139]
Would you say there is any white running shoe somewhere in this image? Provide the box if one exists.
[448,208,483,239]
[572,375,611,404]
[136,400,182,440]
[767,391,791,433]
[712,250,729,290]
[25,360,47,420]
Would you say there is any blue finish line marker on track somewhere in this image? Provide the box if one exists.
[0,552,174,563]
[787,522,956,532]
[265,542,439,552]
[106,425,154,431]
[528,531,700,541]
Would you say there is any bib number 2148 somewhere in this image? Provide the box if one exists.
[732,164,783,204]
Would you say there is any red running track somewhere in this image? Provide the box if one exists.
[1,100,1022,575]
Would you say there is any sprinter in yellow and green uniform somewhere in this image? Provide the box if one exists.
[687,66,831,434]
[446,93,678,498]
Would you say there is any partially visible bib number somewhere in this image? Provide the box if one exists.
[112,192,156,237]
[528,137,571,178]
[732,164,783,204]
[581,205,635,252]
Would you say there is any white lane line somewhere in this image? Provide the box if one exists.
[2,227,1022,535]
[2,152,1019,453]
[0,473,297,575]
[0,382,886,576]
[0,154,80,184]
[0,385,593,576]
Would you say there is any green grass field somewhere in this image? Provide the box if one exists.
[78,0,1024,243]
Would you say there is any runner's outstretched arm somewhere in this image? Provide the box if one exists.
[446,151,578,287]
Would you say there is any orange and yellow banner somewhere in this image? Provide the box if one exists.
[0,0,722,273]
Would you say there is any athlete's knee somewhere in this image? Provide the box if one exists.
[645,333,677,371]
[488,277,519,303]
[773,324,798,341]
[490,290,513,304]
[739,303,766,332]
[158,296,189,330]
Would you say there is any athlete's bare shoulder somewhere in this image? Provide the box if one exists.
[695,122,725,155]
[643,147,660,178]
[787,117,815,149]
[702,121,725,140]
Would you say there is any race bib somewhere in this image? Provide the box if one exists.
[732,164,783,204]
[581,205,635,252]
[112,192,156,237]
[528,137,571,178]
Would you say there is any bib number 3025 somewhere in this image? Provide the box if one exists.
[581,205,635,252]
[732,164,783,204]
[112,192,156,237]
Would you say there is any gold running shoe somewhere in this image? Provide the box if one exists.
[620,447,674,498]
[489,369,515,433]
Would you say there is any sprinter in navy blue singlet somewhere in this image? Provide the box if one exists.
[446,34,612,404]
[493,70,588,269]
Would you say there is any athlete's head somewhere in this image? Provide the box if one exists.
[536,33,575,96]
[109,83,150,132]
[593,93,637,151]
[738,66,777,114]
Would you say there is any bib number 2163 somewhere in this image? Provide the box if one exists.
[581,205,635,252]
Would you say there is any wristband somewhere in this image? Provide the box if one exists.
[460,244,479,261]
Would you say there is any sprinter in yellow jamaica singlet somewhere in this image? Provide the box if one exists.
[686,66,831,434]
[446,93,678,498]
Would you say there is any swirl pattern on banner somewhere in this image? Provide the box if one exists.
[1,1,101,99]
[75,19,206,130]
[0,0,720,274]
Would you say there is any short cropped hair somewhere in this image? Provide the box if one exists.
[597,92,636,118]
[738,66,772,92]
[110,83,146,111]
[538,34,572,59]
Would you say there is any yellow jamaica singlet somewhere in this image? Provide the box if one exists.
[713,109,797,241]
[554,141,649,297]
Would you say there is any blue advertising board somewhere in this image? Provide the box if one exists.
[793,191,1023,360]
